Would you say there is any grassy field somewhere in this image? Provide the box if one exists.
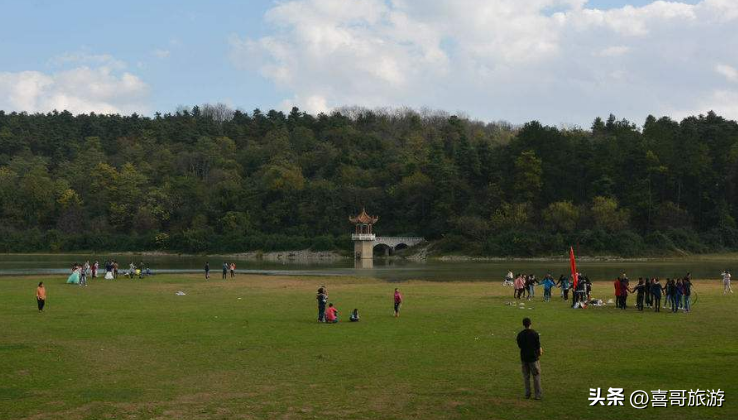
[1,274,736,420]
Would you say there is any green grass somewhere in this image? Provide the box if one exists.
[1,274,736,420]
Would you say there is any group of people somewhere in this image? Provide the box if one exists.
[67,261,95,286]
[506,271,591,306]
[504,269,735,313]
[613,274,694,313]
[316,286,403,323]
[66,260,152,284]
[204,262,236,279]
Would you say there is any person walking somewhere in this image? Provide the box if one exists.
[516,317,543,400]
[394,288,403,317]
[205,261,210,280]
[36,282,46,313]
[723,270,732,294]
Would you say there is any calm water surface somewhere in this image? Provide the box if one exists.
[0,254,735,282]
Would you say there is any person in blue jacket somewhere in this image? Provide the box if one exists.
[541,275,556,302]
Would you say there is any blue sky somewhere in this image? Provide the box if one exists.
[0,0,275,112]
[0,0,734,126]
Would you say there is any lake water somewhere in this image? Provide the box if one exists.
[0,254,735,282]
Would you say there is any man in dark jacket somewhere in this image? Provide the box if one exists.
[516,317,543,400]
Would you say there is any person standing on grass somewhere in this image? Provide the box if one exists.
[682,277,692,312]
[541,276,555,302]
[80,263,88,287]
[675,279,684,312]
[394,288,403,317]
[113,261,119,279]
[557,275,570,300]
[632,279,646,311]
[317,287,328,322]
[230,262,235,278]
[614,277,622,308]
[651,279,662,312]
[644,277,653,308]
[514,274,525,299]
[665,279,674,310]
[516,317,542,400]
[205,261,210,280]
[36,282,46,312]
[723,270,732,294]
[222,262,228,279]
[620,277,629,310]
[526,274,537,300]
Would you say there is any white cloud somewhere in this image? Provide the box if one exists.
[595,45,630,57]
[47,52,128,72]
[672,89,738,121]
[153,49,171,59]
[0,64,149,115]
[232,0,738,124]
[716,64,738,82]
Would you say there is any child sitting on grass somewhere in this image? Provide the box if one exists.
[325,303,338,324]
[350,308,359,322]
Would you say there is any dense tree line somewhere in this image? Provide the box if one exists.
[1,106,737,256]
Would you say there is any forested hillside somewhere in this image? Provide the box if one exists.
[1,106,737,256]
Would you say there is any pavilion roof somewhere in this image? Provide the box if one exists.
[349,208,379,224]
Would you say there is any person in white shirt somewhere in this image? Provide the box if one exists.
[504,271,514,286]
[723,270,733,294]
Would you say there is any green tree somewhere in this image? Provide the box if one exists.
[513,150,542,202]
[590,196,629,232]
[543,201,579,232]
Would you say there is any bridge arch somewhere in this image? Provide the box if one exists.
[393,243,409,252]
[372,237,425,254]
[373,243,393,256]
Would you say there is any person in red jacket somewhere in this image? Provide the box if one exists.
[614,278,622,308]
[394,288,403,318]
[325,303,338,323]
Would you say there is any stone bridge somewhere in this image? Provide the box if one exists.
[373,236,425,255]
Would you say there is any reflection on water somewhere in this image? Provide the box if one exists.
[354,259,373,269]
[0,254,735,282]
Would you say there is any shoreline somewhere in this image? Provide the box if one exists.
[2,249,738,262]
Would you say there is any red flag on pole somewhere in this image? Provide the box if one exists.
[569,246,578,289]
